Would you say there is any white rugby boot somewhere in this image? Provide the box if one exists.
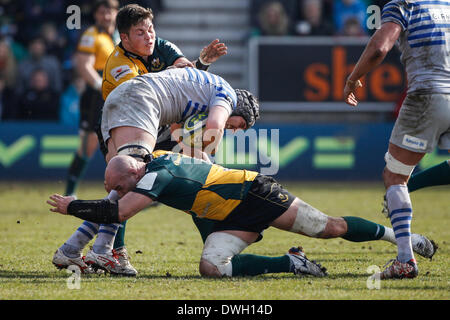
[411,234,438,260]
[287,246,328,277]
[113,247,138,276]
[52,248,98,274]
[85,249,136,276]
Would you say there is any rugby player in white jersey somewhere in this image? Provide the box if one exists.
[344,0,449,279]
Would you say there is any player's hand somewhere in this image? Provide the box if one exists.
[344,79,363,107]
[47,194,76,215]
[200,39,227,64]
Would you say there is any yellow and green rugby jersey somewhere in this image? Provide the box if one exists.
[102,38,184,100]
[132,151,258,221]
[77,25,118,72]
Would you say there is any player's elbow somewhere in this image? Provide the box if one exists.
[373,46,389,60]
[368,39,391,61]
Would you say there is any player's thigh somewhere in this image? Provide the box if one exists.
[390,93,450,156]
[109,126,156,152]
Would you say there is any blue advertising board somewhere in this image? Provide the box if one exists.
[0,122,447,181]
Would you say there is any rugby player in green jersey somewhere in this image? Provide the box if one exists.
[48,152,437,278]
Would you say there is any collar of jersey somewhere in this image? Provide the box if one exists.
[118,41,152,70]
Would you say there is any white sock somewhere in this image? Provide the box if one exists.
[61,221,99,257]
[380,227,395,243]
[386,184,414,263]
[92,190,121,255]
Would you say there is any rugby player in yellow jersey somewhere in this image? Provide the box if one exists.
[64,0,119,197]
[48,152,437,278]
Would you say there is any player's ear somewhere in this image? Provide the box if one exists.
[120,32,129,42]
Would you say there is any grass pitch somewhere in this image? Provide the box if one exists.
[0,180,448,300]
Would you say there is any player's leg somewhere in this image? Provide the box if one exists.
[379,143,424,278]
[199,230,257,277]
[408,159,450,192]
[380,93,449,279]
[65,132,99,196]
[87,128,157,275]
[198,176,328,278]
[52,220,100,273]
[65,87,102,196]
[192,217,298,277]
[112,130,176,252]
[270,197,436,259]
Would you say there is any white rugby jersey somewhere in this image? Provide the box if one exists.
[381,0,450,94]
[132,67,237,126]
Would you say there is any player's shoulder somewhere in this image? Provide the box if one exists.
[382,0,412,9]
[78,26,99,49]
[104,47,139,80]
[106,46,134,68]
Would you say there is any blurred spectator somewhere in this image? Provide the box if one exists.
[14,0,66,45]
[16,36,62,95]
[372,0,391,7]
[0,37,17,88]
[40,22,67,62]
[16,68,60,121]
[251,1,292,37]
[333,0,368,35]
[294,0,334,36]
[0,37,17,120]
[60,73,84,126]
[340,16,367,36]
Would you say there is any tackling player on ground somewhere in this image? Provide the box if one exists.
[48,152,437,278]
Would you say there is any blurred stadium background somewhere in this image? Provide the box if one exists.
[0,0,447,181]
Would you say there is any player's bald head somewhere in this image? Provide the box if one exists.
[105,155,136,191]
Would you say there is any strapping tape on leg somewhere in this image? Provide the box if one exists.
[201,232,248,277]
[117,142,153,162]
[384,152,416,176]
[290,199,328,237]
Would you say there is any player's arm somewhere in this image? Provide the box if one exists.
[344,22,402,106]
[167,39,227,70]
[75,52,103,90]
[170,122,212,163]
[203,105,229,155]
[47,192,153,223]
[194,39,227,70]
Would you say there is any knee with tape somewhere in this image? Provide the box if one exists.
[117,142,154,163]
[201,232,248,277]
[289,199,328,238]
[384,152,416,176]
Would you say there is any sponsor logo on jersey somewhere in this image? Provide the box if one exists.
[111,65,132,81]
[402,134,427,150]
[429,9,450,22]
